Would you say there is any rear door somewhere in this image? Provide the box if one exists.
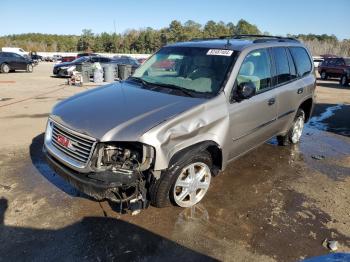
[5,53,18,69]
[334,58,345,77]
[228,48,279,159]
[271,47,299,130]
[276,47,314,131]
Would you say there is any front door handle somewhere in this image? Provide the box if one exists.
[297,88,304,94]
[268,98,276,106]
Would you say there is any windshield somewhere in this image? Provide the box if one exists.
[132,46,235,96]
[345,58,350,66]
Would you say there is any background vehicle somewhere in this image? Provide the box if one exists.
[318,57,350,86]
[53,56,113,77]
[0,52,33,73]
[113,56,140,71]
[61,56,76,63]
[137,58,147,64]
[44,35,315,211]
[1,47,28,57]
[52,55,62,62]
[30,52,43,62]
[313,57,324,68]
[77,53,97,58]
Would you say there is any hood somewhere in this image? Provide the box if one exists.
[51,81,206,141]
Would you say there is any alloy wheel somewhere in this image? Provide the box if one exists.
[173,162,211,207]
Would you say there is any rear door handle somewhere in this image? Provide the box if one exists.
[268,98,276,106]
[297,88,303,94]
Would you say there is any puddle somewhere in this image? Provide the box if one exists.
[308,105,342,131]
[307,104,350,137]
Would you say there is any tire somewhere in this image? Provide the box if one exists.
[150,151,212,208]
[340,75,349,87]
[1,63,10,73]
[26,64,33,73]
[277,109,305,146]
[320,71,327,80]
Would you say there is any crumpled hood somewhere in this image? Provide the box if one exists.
[51,81,206,141]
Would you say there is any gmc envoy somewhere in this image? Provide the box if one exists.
[43,35,316,210]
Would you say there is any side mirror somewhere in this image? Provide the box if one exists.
[237,81,256,100]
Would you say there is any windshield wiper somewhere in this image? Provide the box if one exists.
[128,76,154,89]
[129,77,195,97]
[150,82,195,97]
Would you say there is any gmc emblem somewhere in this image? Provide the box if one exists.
[57,134,70,147]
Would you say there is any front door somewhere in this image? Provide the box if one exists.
[228,48,278,160]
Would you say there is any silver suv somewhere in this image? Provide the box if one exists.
[43,35,315,210]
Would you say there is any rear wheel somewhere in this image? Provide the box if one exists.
[277,109,305,146]
[320,71,327,80]
[150,151,212,208]
[1,63,10,73]
[340,75,348,87]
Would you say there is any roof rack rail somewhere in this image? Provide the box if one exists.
[190,34,300,43]
[232,34,300,43]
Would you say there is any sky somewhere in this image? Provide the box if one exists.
[1,0,349,39]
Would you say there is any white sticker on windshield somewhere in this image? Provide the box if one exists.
[206,49,233,56]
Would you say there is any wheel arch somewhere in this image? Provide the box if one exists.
[298,97,313,122]
[0,62,10,72]
[168,140,223,175]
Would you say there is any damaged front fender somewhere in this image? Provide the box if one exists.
[139,92,230,171]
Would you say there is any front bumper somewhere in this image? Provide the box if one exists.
[43,146,139,202]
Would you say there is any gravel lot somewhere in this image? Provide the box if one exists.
[0,63,349,261]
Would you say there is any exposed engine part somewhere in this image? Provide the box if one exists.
[102,145,140,171]
[95,143,154,172]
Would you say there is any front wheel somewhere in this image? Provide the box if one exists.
[150,151,212,208]
[277,109,305,146]
[340,75,349,87]
[26,64,33,73]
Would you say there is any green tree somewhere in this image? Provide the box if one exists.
[77,29,94,51]
[235,19,261,35]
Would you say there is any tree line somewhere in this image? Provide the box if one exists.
[0,19,349,56]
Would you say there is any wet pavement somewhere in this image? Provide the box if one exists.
[0,65,350,261]
[1,126,349,261]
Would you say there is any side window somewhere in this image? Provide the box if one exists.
[90,57,98,63]
[271,47,291,85]
[286,49,297,80]
[289,47,312,77]
[335,59,344,66]
[237,49,272,92]
[99,57,110,63]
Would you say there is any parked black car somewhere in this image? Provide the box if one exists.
[0,52,33,73]
[53,56,113,77]
[113,56,140,71]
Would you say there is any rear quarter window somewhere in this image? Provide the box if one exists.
[289,47,312,77]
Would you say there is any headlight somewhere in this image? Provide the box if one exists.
[60,66,69,70]
[96,142,154,172]
[44,120,53,144]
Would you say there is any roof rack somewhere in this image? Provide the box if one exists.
[232,34,300,43]
[190,34,299,43]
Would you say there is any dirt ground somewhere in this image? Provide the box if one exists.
[0,63,349,262]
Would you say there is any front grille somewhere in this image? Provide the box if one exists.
[51,122,96,165]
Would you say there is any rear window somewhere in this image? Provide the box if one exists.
[289,47,312,77]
